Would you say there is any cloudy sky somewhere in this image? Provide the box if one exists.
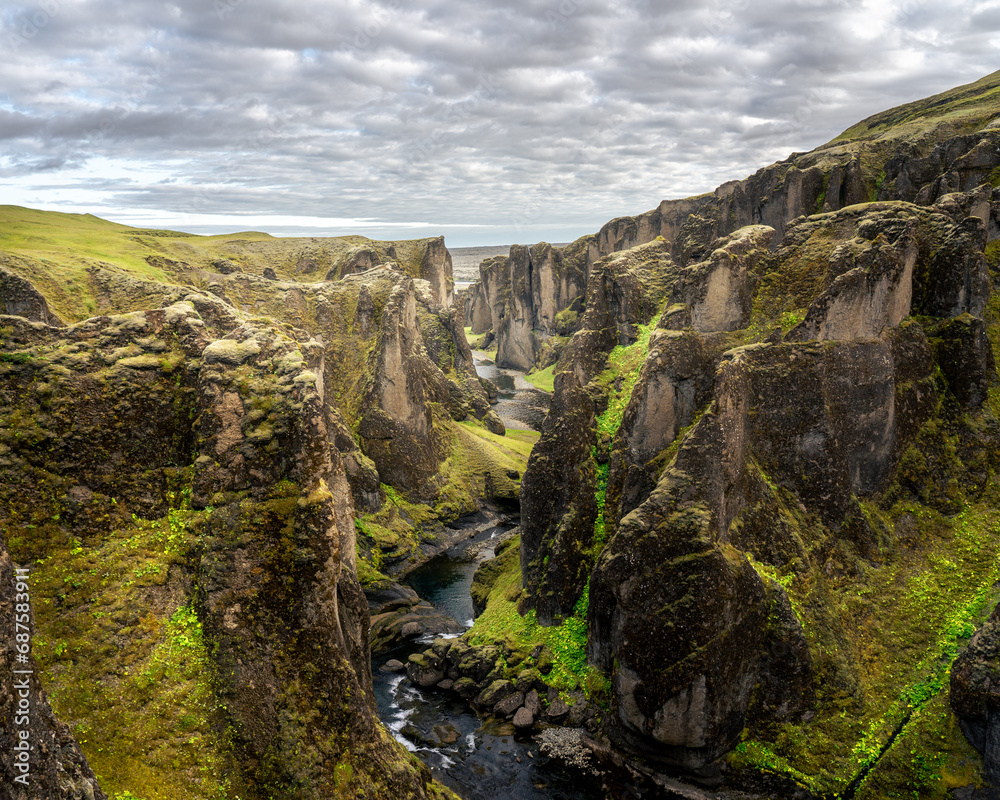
[1,0,998,246]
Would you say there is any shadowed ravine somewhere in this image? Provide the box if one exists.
[369,361,603,800]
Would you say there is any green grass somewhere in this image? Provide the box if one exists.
[832,69,1000,144]
[0,204,454,323]
[594,323,655,441]
[729,498,1000,796]
[465,546,609,700]
[524,363,555,393]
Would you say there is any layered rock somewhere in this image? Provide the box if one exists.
[0,298,455,800]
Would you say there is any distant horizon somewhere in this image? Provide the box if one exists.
[3,2,995,256]
[5,202,598,250]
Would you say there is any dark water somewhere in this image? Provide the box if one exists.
[472,351,550,431]
[373,671,606,800]
[372,523,606,800]
[406,551,482,627]
[368,358,603,799]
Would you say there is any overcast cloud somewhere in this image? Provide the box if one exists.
[1,0,998,246]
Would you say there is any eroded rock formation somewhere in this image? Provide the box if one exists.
[519,186,1000,785]
[466,73,1000,374]
[0,296,455,800]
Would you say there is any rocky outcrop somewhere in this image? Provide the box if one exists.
[588,331,939,771]
[359,279,453,492]
[465,75,1000,373]
[135,266,503,505]
[0,262,65,326]
[0,298,455,800]
[951,603,1000,789]
[519,239,679,622]
[495,243,589,370]
[664,225,773,333]
[419,236,454,310]
[519,375,598,624]
[519,186,998,781]
[367,582,466,656]
[604,327,715,535]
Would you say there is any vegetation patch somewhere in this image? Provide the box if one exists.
[15,494,237,800]
[466,540,609,702]
[729,497,1000,796]
[524,363,556,393]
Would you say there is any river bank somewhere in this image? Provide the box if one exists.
[366,346,613,800]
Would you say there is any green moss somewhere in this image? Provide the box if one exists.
[853,691,985,800]
[523,364,555,393]
[815,187,828,214]
[18,503,235,800]
[594,323,654,441]
[553,307,579,335]
[466,541,607,701]
[729,498,1000,794]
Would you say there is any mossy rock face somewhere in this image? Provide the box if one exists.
[0,260,65,326]
[466,73,1000,377]
[525,183,1000,789]
[519,376,598,624]
[3,234,514,537]
[950,603,1000,786]
[0,296,455,800]
[0,530,107,800]
[471,539,520,617]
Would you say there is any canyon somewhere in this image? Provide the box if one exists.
[3,69,1000,799]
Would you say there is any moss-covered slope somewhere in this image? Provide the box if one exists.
[0,295,458,800]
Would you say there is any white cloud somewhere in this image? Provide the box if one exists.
[0,0,996,246]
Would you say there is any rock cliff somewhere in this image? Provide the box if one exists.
[467,69,1000,374]
[0,296,457,799]
[515,177,1000,794]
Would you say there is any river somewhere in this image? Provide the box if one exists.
[370,352,606,800]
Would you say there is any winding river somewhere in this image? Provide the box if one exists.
[370,353,605,800]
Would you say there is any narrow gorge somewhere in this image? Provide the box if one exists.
[3,70,1000,800]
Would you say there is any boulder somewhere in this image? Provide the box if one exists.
[406,652,446,688]
[474,679,518,711]
[494,691,525,718]
[513,707,535,729]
